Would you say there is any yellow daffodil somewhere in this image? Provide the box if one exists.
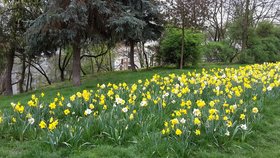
[195,129,201,135]
[194,118,201,126]
[240,114,246,120]
[89,104,95,109]
[226,120,232,127]
[49,102,56,110]
[196,99,206,108]
[252,96,257,101]
[14,104,24,113]
[28,100,35,107]
[64,109,70,115]
[175,128,182,136]
[48,120,58,131]
[12,117,16,123]
[39,120,47,129]
[209,101,215,107]
[171,118,179,125]
[70,95,76,101]
[129,114,134,120]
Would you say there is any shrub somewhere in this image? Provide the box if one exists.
[159,27,203,67]
[203,41,236,63]
[239,21,280,63]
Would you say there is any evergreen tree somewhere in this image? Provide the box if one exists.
[26,0,163,84]
[109,0,163,70]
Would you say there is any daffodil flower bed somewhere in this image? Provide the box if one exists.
[0,62,280,149]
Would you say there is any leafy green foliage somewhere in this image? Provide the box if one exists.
[159,27,203,66]
[241,22,280,63]
[26,0,162,53]
[203,41,236,63]
[25,0,90,54]
[227,19,280,64]
[256,21,275,38]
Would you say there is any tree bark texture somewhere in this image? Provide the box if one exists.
[19,54,26,93]
[142,42,149,69]
[180,26,185,69]
[72,43,81,86]
[180,4,185,69]
[26,57,31,92]
[129,40,136,71]
[58,48,65,81]
[242,0,250,51]
[3,49,15,95]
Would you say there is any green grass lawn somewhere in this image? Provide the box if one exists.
[0,65,279,158]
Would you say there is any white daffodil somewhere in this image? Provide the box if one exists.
[28,117,35,125]
[84,109,92,115]
[225,130,230,136]
[115,97,124,105]
[240,124,247,130]
[180,118,186,124]
[122,107,128,113]
[67,103,72,108]
[193,108,201,117]
[100,84,106,89]
[140,100,148,107]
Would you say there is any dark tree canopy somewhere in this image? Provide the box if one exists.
[26,0,163,84]
[26,0,162,54]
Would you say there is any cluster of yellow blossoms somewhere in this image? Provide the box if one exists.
[1,62,279,145]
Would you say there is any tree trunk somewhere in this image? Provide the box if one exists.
[220,0,224,40]
[26,57,31,92]
[26,59,52,85]
[109,51,113,71]
[19,54,26,93]
[72,43,81,86]
[60,68,65,81]
[129,40,136,71]
[90,57,94,74]
[95,55,104,72]
[137,43,144,68]
[0,71,5,95]
[180,26,185,69]
[242,0,250,51]
[150,55,154,67]
[180,5,185,69]
[142,42,149,69]
[30,73,33,90]
[58,48,65,81]
[3,49,15,96]
[81,66,87,75]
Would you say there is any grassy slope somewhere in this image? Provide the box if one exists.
[0,68,185,109]
[0,65,279,158]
